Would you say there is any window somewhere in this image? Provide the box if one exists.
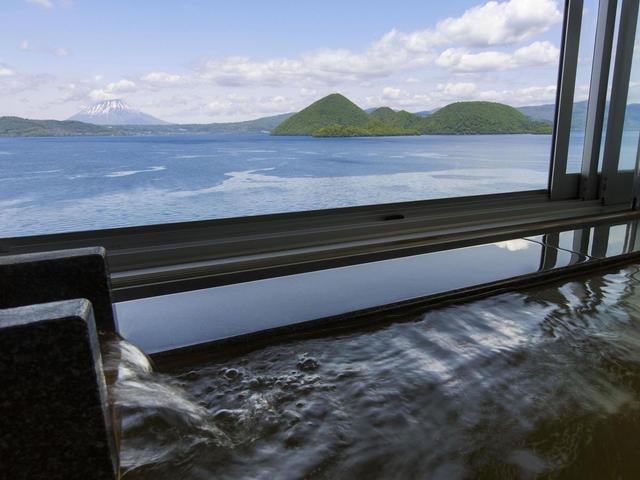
[618,7,640,171]
[566,0,599,173]
[0,0,567,237]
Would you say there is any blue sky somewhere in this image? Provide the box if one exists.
[0,0,599,122]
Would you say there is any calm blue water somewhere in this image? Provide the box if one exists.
[0,131,634,238]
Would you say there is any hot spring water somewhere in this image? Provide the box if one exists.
[107,264,640,479]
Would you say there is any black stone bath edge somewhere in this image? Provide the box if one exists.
[0,299,119,480]
[0,247,117,332]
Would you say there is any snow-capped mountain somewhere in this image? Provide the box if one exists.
[69,99,167,125]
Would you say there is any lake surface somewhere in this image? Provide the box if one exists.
[0,132,637,237]
[109,263,640,479]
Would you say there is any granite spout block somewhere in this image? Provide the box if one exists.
[0,247,117,332]
[0,299,119,480]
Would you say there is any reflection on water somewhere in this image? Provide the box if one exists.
[111,264,640,479]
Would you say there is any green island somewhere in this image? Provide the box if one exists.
[272,93,553,137]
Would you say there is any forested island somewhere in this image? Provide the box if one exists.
[272,94,552,137]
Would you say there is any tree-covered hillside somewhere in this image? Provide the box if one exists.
[421,102,552,135]
[272,93,370,135]
[314,119,420,137]
[369,107,425,130]
[0,117,117,136]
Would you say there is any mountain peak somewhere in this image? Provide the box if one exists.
[69,99,167,125]
[84,99,132,115]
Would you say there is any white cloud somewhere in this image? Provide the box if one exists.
[477,84,557,105]
[26,0,53,8]
[204,94,296,117]
[199,44,430,87]
[0,70,53,96]
[19,40,71,57]
[378,87,431,108]
[52,47,70,57]
[141,71,188,86]
[372,81,556,111]
[380,82,478,108]
[437,49,512,72]
[0,65,16,77]
[513,41,560,66]
[436,41,559,72]
[89,79,137,101]
[57,81,90,102]
[198,0,562,87]
[439,82,478,97]
[382,87,403,99]
[434,0,562,46]
[25,0,73,7]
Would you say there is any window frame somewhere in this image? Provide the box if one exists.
[600,0,640,204]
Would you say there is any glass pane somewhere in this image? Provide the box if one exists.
[618,8,640,170]
[0,0,565,237]
[566,0,600,173]
[597,0,622,171]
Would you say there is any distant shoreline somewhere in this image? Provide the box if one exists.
[4,94,639,138]
[0,131,556,139]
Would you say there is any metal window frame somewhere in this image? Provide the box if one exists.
[580,0,618,200]
[550,0,584,200]
[632,131,640,207]
[2,0,637,300]
[600,0,640,205]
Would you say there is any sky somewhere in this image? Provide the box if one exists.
[0,0,605,123]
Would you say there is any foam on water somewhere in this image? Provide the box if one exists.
[103,338,232,472]
[168,167,545,197]
[0,197,33,208]
[105,166,166,178]
[31,169,62,174]
[405,152,449,158]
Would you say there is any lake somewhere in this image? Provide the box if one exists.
[0,132,637,237]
